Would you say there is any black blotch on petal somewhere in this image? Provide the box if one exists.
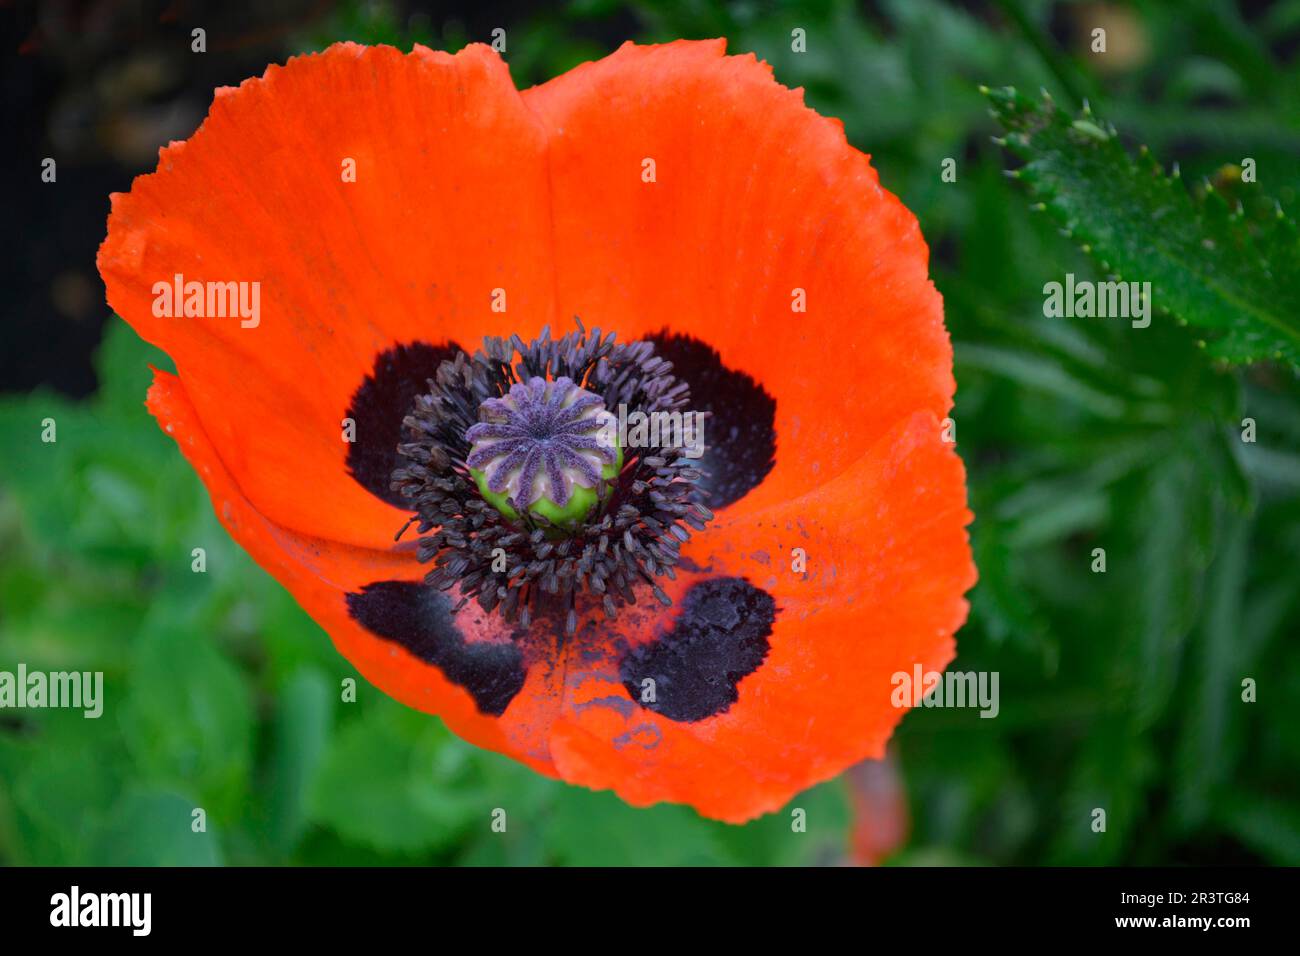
[646,331,776,510]
[347,580,525,717]
[345,341,462,507]
[620,577,776,722]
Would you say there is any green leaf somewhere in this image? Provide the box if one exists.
[89,790,223,866]
[1049,714,1157,865]
[545,788,729,866]
[986,86,1300,369]
[5,730,126,865]
[264,667,333,859]
[1220,791,1300,866]
[305,703,483,854]
[1173,515,1249,830]
[118,612,254,821]
[1119,456,1217,730]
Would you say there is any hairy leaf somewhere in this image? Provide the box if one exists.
[986,86,1300,370]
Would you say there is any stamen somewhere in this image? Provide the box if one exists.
[391,321,712,636]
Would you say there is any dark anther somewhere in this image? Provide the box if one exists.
[391,321,713,636]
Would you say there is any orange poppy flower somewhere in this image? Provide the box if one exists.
[98,39,976,823]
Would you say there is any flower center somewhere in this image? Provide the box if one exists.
[391,321,713,635]
[465,377,622,529]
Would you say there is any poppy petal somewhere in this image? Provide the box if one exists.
[525,39,953,516]
[547,413,975,822]
[105,40,975,823]
[145,367,559,779]
[345,581,526,716]
[617,576,776,723]
[99,43,558,548]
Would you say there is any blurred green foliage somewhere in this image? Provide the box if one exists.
[3,0,1300,865]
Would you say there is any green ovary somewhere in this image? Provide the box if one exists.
[471,442,623,531]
